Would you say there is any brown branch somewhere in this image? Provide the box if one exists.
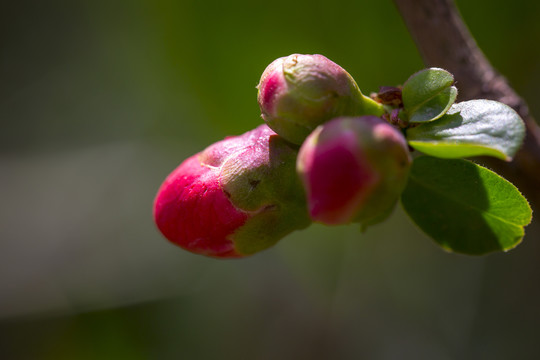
[394,0,540,209]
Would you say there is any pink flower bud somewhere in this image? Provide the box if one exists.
[154,125,311,258]
[297,116,412,226]
[257,54,384,144]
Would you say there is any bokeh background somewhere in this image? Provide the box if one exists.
[2,0,540,359]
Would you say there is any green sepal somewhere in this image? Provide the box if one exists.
[221,134,311,254]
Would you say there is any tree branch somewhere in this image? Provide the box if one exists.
[394,0,540,209]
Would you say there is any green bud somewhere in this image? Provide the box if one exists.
[257,54,384,145]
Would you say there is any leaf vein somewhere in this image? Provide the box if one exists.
[409,174,523,228]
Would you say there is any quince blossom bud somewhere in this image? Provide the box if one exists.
[154,125,311,258]
[297,116,411,226]
[257,54,384,145]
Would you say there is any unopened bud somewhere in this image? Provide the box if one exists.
[154,125,311,258]
[257,54,384,145]
[297,116,411,226]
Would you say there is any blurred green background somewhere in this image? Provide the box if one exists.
[1,0,540,359]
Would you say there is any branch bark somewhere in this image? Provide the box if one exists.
[394,0,540,209]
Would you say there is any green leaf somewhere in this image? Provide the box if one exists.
[406,100,525,161]
[402,68,457,123]
[401,156,532,255]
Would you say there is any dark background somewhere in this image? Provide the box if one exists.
[1,0,539,359]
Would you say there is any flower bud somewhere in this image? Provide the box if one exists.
[154,125,311,258]
[297,116,412,226]
[257,54,384,145]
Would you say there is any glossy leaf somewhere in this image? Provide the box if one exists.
[401,156,532,255]
[406,100,525,161]
[402,68,457,123]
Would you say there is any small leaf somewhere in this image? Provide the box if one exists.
[402,68,457,123]
[408,86,457,123]
[401,156,532,255]
[406,100,526,161]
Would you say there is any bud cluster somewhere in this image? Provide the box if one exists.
[154,54,412,258]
